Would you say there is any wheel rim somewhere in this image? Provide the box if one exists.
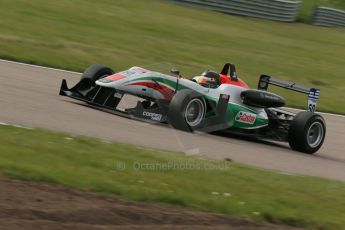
[307,121,324,148]
[184,98,205,127]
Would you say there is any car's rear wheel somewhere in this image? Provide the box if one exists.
[288,111,326,154]
[168,89,206,132]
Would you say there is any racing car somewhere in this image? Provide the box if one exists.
[59,63,326,154]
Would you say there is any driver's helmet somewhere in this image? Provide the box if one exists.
[196,71,221,88]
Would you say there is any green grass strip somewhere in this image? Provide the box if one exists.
[1,124,345,229]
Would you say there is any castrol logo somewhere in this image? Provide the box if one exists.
[235,111,256,125]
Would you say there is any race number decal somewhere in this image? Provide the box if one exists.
[308,88,320,113]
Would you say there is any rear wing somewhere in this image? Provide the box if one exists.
[258,75,320,112]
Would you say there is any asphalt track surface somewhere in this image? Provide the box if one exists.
[1,60,345,181]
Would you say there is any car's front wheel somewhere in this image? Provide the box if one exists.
[81,64,114,85]
[288,111,326,154]
[167,89,206,132]
[74,64,114,97]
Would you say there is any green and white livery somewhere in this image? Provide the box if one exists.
[60,63,326,154]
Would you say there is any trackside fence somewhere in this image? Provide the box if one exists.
[169,0,301,22]
[312,6,345,27]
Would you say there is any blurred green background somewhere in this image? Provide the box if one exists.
[299,0,345,22]
[0,0,344,113]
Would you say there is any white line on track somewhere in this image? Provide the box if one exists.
[284,107,345,118]
[0,121,34,130]
[0,59,80,75]
[1,58,345,118]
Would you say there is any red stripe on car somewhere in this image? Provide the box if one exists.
[127,82,174,100]
[106,74,126,81]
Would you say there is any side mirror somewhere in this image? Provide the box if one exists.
[170,69,180,76]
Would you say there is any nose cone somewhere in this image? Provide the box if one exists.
[107,74,126,81]
[97,74,126,84]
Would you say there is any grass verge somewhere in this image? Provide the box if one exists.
[1,124,345,229]
[0,0,344,113]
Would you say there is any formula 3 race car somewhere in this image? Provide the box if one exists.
[59,63,326,154]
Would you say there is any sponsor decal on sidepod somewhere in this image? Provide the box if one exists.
[235,111,256,124]
[142,111,162,121]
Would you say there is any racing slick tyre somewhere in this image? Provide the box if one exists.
[288,111,326,154]
[168,89,206,132]
[81,64,114,86]
[73,64,115,99]
[241,89,285,108]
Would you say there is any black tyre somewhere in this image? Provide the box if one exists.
[81,64,114,85]
[167,89,206,132]
[288,111,326,154]
[241,89,285,108]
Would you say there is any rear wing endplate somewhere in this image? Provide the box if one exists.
[258,75,320,112]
